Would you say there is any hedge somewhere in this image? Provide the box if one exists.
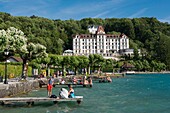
[0,64,32,78]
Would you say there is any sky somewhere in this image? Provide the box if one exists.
[0,0,170,23]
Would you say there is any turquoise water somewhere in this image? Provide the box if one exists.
[0,74,170,113]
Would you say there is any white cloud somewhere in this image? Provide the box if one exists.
[1,0,125,20]
[159,16,170,23]
[93,11,110,18]
[0,0,10,2]
[7,0,55,17]
[54,0,125,19]
[128,8,148,18]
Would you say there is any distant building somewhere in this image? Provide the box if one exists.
[72,25,129,59]
[63,49,73,56]
[120,49,141,56]
[7,56,23,63]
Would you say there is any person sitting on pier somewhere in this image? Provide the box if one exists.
[61,79,65,84]
[59,88,68,99]
[83,76,89,85]
[73,77,77,84]
[106,76,112,82]
[88,77,93,85]
[68,85,75,98]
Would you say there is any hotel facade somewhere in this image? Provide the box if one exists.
[72,26,129,58]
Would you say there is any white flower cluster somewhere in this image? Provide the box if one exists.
[0,27,48,59]
[0,27,27,51]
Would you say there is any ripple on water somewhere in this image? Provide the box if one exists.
[1,74,170,113]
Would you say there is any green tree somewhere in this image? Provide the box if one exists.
[0,27,47,78]
[61,56,71,76]
[70,56,79,75]
[142,60,150,71]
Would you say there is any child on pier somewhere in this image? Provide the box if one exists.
[47,77,53,97]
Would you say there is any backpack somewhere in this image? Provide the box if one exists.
[50,94,57,98]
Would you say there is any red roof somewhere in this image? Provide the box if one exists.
[7,56,23,62]
[121,63,135,68]
[96,26,105,34]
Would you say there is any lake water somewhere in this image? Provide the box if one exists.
[0,73,170,113]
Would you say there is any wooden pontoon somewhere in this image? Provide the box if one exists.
[0,96,83,105]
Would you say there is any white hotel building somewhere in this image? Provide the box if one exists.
[72,26,129,58]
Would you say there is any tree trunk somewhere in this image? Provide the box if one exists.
[62,64,65,76]
[47,66,50,77]
[112,68,114,74]
[74,67,77,75]
[88,66,90,75]
[21,59,27,79]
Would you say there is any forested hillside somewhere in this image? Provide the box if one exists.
[0,12,170,69]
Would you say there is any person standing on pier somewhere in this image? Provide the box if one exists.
[47,77,53,97]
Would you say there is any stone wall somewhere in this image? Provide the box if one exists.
[0,80,39,98]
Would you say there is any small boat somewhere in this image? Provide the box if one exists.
[125,71,135,75]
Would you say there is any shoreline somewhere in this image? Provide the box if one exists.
[129,71,170,74]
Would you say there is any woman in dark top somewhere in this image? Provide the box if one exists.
[68,85,75,98]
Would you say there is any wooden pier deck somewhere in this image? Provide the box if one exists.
[0,96,83,105]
